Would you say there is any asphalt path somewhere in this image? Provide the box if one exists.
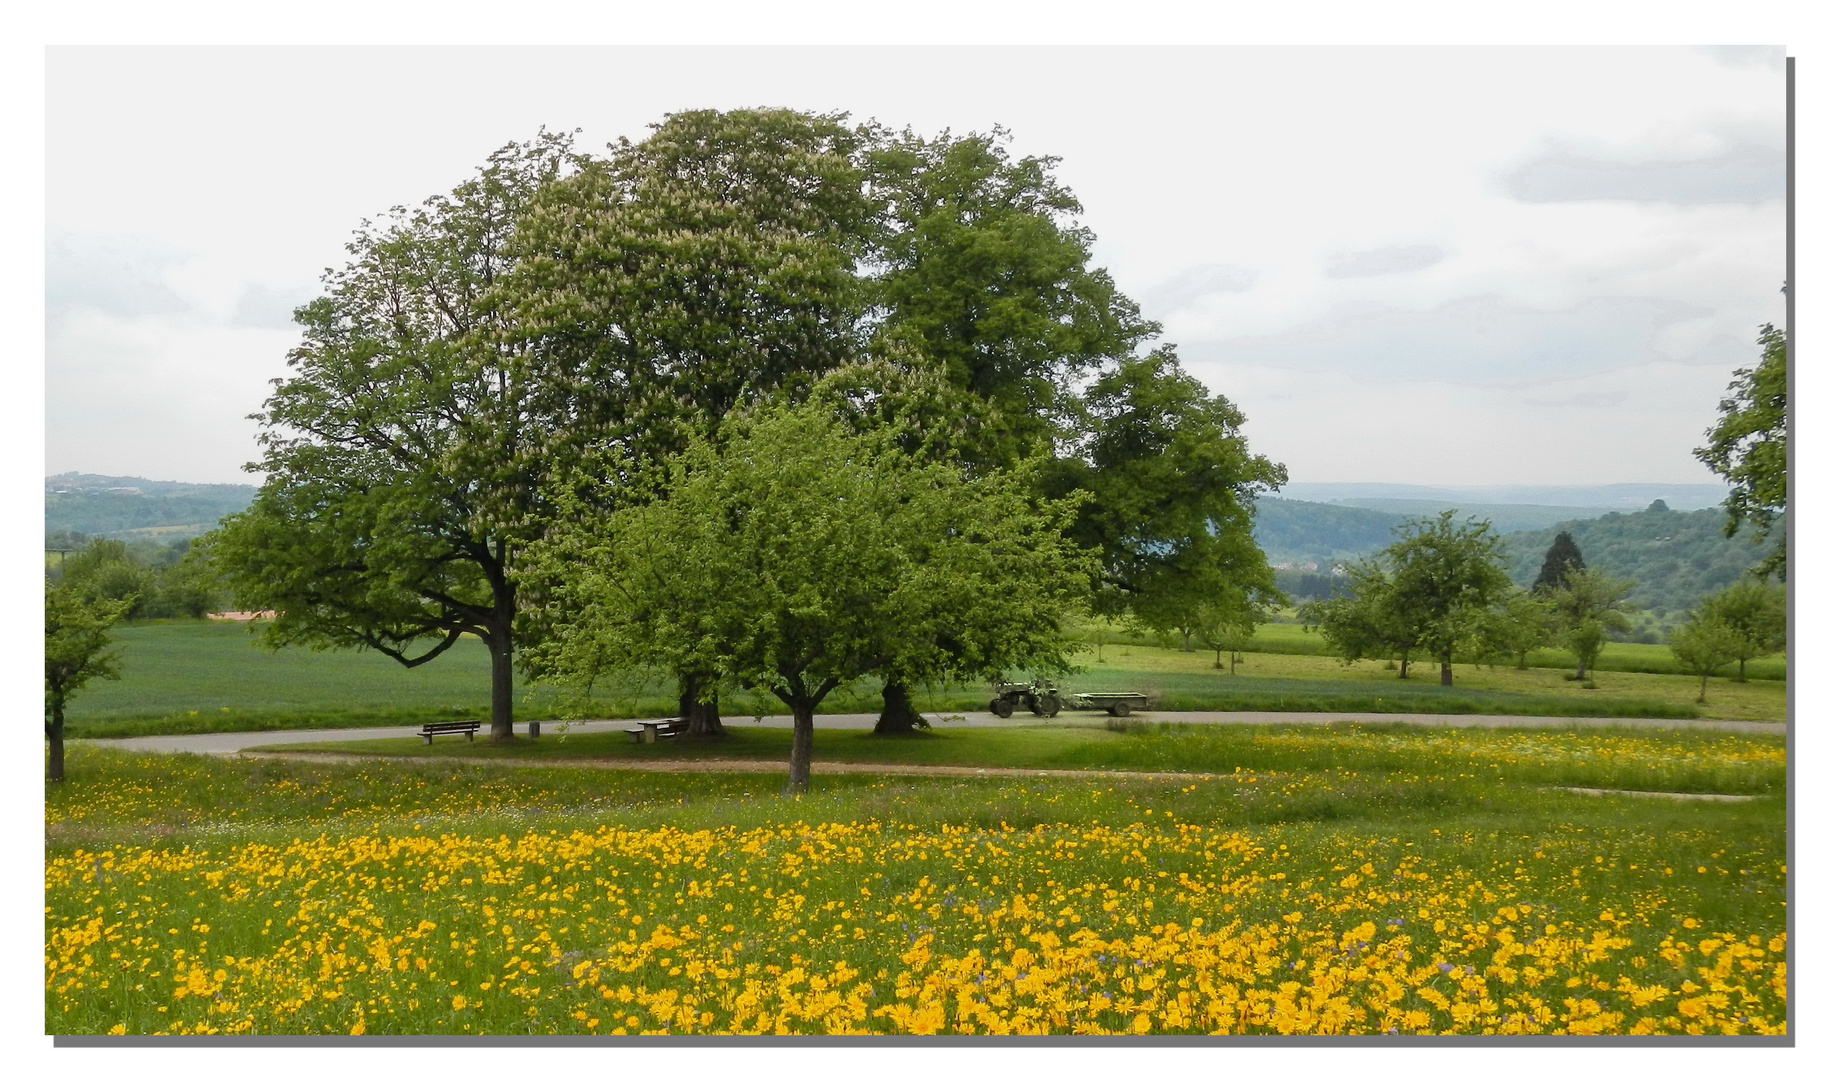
[83,709,1783,757]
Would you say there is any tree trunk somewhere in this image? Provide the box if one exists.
[1516,651,1529,670]
[1213,648,1223,670]
[1575,656,1587,680]
[874,679,928,734]
[1398,651,1410,679]
[679,671,725,737]
[46,700,65,783]
[1229,652,1240,675]
[1737,658,1747,682]
[1698,672,1709,703]
[1180,628,1193,652]
[1440,655,1453,687]
[488,634,514,741]
[787,703,816,793]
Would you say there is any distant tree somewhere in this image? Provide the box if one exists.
[1532,531,1586,593]
[1668,614,1742,704]
[57,539,157,618]
[1695,579,1786,681]
[1191,586,1267,674]
[1480,588,1558,670]
[1047,348,1286,649]
[1384,512,1514,686]
[208,133,581,742]
[1543,566,1637,681]
[524,402,1093,793]
[45,583,132,781]
[1696,323,1787,580]
[1647,499,1670,512]
[1300,560,1425,678]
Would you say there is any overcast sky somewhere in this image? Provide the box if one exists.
[44,44,1786,487]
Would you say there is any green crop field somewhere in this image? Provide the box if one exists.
[63,619,1785,739]
[46,721,1787,1036]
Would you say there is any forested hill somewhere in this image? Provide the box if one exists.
[1252,498,1408,567]
[45,473,255,539]
[1502,505,1778,614]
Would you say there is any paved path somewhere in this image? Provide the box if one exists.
[83,709,1783,757]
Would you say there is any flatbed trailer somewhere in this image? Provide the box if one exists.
[1072,691,1149,717]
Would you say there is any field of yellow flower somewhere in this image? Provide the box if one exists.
[47,723,1786,1037]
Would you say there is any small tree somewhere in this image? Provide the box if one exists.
[1695,579,1786,681]
[57,539,157,618]
[1532,531,1586,593]
[1385,512,1514,687]
[1192,592,1264,674]
[45,583,132,781]
[1300,561,1425,678]
[525,401,1093,793]
[1668,614,1742,703]
[1544,566,1636,681]
[1480,588,1558,670]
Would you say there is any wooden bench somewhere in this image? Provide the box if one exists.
[420,720,482,745]
[625,719,690,744]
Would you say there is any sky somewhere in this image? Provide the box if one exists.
[44,44,1786,487]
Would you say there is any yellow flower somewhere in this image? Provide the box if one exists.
[452,995,468,1010]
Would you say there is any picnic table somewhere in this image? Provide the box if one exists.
[625,719,689,744]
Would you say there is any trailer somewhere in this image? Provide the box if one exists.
[1072,691,1149,717]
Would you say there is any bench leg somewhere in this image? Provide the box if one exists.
[422,734,433,745]
[466,731,474,741]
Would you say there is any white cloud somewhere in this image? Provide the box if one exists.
[43,44,1787,485]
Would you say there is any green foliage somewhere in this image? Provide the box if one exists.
[1542,567,1637,680]
[1385,512,1515,684]
[1668,615,1744,704]
[506,108,873,471]
[1694,580,1786,681]
[1299,561,1423,675]
[1531,531,1586,592]
[1479,589,1559,669]
[1696,324,1787,579]
[525,402,1096,790]
[1501,505,1775,617]
[865,126,1157,467]
[1048,348,1285,642]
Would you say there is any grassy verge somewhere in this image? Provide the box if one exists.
[256,721,1783,796]
[46,730,1786,1036]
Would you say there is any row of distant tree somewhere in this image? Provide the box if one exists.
[1300,518,1784,699]
[45,534,225,620]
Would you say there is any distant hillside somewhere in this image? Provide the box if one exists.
[1502,505,1778,615]
[1253,498,1407,568]
[45,472,255,539]
[1324,499,1605,534]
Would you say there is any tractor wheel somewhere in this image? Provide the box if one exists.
[1039,694,1061,718]
[1111,700,1132,718]
[991,698,1014,718]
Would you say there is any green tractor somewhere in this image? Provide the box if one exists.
[989,679,1063,719]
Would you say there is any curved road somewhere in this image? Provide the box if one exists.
[85,709,1784,757]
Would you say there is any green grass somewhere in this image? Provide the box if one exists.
[70,619,1787,740]
[45,726,1788,1036]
